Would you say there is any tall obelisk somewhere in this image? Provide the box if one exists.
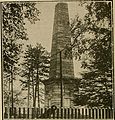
[44,3,75,107]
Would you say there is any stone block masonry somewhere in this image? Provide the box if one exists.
[44,3,75,107]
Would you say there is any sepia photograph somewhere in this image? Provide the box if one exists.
[1,0,114,119]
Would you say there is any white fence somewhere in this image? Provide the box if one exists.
[4,107,114,119]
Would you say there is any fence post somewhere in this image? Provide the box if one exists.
[104,109,106,119]
[109,108,113,119]
[41,108,44,118]
[108,109,111,119]
[102,109,104,119]
[70,108,73,119]
[18,107,21,118]
[61,107,63,119]
[81,108,84,119]
[75,108,77,119]
[99,109,101,119]
[92,109,94,119]
[56,108,59,119]
[43,107,47,118]
[85,108,87,119]
[95,108,97,119]
[78,109,80,119]
[27,108,29,119]
[23,108,26,118]
[110,108,113,119]
[10,107,12,118]
[13,107,17,118]
[67,108,70,119]
[89,108,91,119]
[53,107,56,119]
[31,108,34,119]
[64,108,67,119]
[105,109,107,119]
[48,108,51,119]
[4,107,8,118]
[36,108,39,118]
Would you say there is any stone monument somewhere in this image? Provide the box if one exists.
[44,3,75,107]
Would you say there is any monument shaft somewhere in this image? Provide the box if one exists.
[50,3,74,79]
[45,3,74,107]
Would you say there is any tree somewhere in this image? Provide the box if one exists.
[20,43,50,108]
[2,2,40,111]
[71,1,112,108]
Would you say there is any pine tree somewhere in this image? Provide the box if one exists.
[2,2,40,113]
[21,44,50,108]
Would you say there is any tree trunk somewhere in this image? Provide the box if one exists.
[36,67,40,108]
[8,78,11,119]
[33,80,37,108]
[37,80,40,108]
[27,68,30,108]
[32,70,35,107]
[11,66,14,116]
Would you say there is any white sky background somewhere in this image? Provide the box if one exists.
[24,1,88,78]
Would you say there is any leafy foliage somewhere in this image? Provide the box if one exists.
[3,2,40,73]
[3,2,40,107]
[71,2,112,108]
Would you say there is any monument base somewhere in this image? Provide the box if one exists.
[43,78,77,107]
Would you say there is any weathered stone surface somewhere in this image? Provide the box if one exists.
[45,3,75,107]
[50,3,74,79]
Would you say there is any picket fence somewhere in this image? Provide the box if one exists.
[4,107,114,119]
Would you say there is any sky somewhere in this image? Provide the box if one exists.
[24,1,88,77]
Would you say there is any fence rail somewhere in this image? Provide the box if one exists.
[4,107,114,119]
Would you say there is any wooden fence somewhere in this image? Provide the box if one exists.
[4,107,114,119]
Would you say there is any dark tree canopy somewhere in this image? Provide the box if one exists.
[71,1,113,108]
